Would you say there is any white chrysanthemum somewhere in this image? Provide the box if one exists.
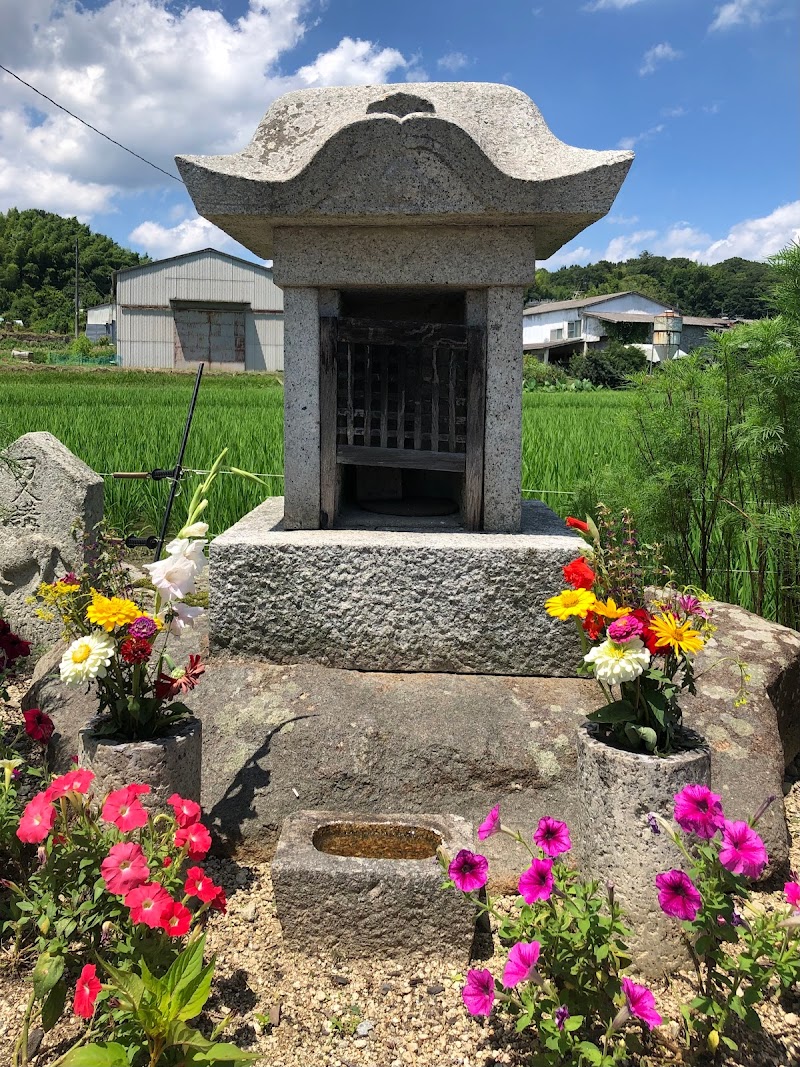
[60,631,116,685]
[584,637,650,685]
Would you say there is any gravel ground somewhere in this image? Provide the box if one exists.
[1,664,799,1067]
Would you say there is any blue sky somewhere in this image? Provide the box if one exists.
[1,0,798,267]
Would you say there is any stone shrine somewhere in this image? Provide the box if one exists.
[177,83,633,673]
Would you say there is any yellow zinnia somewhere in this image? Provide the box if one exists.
[649,612,704,656]
[545,588,597,621]
[86,593,141,632]
[593,596,633,620]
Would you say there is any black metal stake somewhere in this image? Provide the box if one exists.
[153,362,205,561]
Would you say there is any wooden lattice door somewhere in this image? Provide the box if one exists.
[319,317,486,529]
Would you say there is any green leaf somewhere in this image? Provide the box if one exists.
[97,958,146,1011]
[41,979,67,1032]
[575,1041,603,1066]
[58,1042,131,1067]
[586,700,636,725]
[174,963,215,1022]
[164,934,207,1001]
[191,1043,261,1064]
[32,952,65,1000]
[564,1015,584,1032]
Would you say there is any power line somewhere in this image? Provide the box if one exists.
[0,63,184,185]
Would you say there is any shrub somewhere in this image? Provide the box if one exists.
[569,343,646,389]
[69,334,94,358]
[523,355,568,390]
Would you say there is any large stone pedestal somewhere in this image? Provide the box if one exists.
[209,496,582,675]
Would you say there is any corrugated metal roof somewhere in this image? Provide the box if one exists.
[585,311,658,323]
[523,291,645,316]
[114,247,272,279]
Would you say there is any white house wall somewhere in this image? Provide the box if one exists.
[523,293,668,347]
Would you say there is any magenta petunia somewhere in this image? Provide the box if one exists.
[533,817,572,857]
[607,615,644,643]
[785,882,800,910]
[477,804,501,841]
[718,820,768,879]
[518,858,554,903]
[501,940,541,988]
[462,968,495,1017]
[621,978,662,1030]
[655,869,703,921]
[555,1005,570,1031]
[673,784,725,840]
[448,849,489,893]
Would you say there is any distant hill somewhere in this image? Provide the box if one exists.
[0,208,147,334]
[527,251,774,319]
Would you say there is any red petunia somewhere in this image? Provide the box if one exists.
[124,882,172,927]
[174,821,212,860]
[565,517,590,533]
[167,793,201,828]
[160,899,193,937]
[562,557,595,591]
[209,885,227,914]
[119,637,152,665]
[101,785,149,832]
[184,865,221,903]
[73,964,102,1018]
[44,768,95,802]
[23,708,54,744]
[17,793,57,843]
[101,841,150,896]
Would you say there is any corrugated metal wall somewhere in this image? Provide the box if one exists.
[116,250,284,371]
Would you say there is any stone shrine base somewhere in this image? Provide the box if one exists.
[209,497,582,675]
[27,599,800,883]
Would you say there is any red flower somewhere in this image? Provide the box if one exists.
[184,865,221,903]
[119,637,152,665]
[44,769,95,802]
[101,841,150,896]
[23,708,54,744]
[167,793,201,828]
[73,964,102,1018]
[17,793,57,843]
[631,609,659,655]
[209,885,227,914]
[0,619,30,668]
[583,610,605,641]
[160,899,193,937]
[163,856,173,868]
[565,517,590,533]
[101,785,149,832]
[124,882,172,927]
[562,557,595,591]
[174,821,212,861]
[155,655,205,700]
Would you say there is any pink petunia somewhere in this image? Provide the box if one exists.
[124,882,172,928]
[621,978,662,1030]
[462,968,495,1017]
[719,820,768,879]
[448,849,489,893]
[785,882,800,910]
[100,842,150,896]
[174,821,212,861]
[501,941,541,988]
[518,858,554,903]
[655,869,703,921]
[184,865,221,903]
[17,793,57,844]
[73,964,102,1019]
[673,784,724,840]
[101,786,149,832]
[44,769,95,802]
[160,899,193,937]
[167,793,201,829]
[533,817,572,858]
[477,804,501,841]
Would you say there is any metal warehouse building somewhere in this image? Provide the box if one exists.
[112,248,283,371]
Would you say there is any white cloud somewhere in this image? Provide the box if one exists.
[617,123,664,150]
[128,215,249,259]
[639,42,682,75]
[0,2,412,221]
[603,229,658,261]
[437,51,469,73]
[661,105,687,118]
[709,0,773,31]
[584,0,648,10]
[606,214,640,225]
[538,245,594,269]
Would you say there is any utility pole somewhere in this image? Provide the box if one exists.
[74,237,79,339]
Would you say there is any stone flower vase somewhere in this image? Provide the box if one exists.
[77,716,202,812]
[576,722,710,978]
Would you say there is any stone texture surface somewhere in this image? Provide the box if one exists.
[281,287,320,530]
[24,598,800,881]
[176,83,633,262]
[483,287,524,532]
[77,716,202,809]
[209,497,583,674]
[576,725,711,977]
[271,810,476,958]
[0,432,103,645]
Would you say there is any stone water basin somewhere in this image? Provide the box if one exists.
[271,810,476,959]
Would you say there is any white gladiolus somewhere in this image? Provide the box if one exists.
[165,602,204,636]
[584,637,650,685]
[177,521,209,539]
[143,553,198,602]
[60,632,116,685]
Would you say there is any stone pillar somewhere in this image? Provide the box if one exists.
[483,286,523,533]
[282,287,320,530]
